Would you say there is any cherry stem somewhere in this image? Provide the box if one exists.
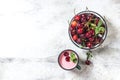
[86,50,92,60]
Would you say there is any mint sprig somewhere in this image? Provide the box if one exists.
[70,52,77,63]
[95,20,105,35]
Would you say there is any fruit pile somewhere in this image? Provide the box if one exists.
[70,12,105,48]
[64,51,77,63]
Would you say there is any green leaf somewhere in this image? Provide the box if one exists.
[70,52,75,57]
[95,27,100,35]
[73,58,77,63]
[90,23,96,27]
[70,52,75,60]
[97,20,102,27]
[99,27,105,33]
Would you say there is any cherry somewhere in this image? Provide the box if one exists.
[63,52,69,56]
[87,15,92,20]
[71,21,77,28]
[76,38,82,44]
[74,15,80,21]
[80,34,86,39]
[71,29,76,36]
[89,37,94,42]
[89,30,95,36]
[77,23,83,29]
[72,35,78,41]
[87,42,92,48]
[77,28,83,34]
[85,60,91,65]
[65,56,70,62]
[81,17,86,23]
[81,14,86,18]
[85,32,92,38]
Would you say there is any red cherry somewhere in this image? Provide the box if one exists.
[64,52,69,56]
[87,42,92,48]
[87,15,92,20]
[72,35,78,41]
[81,14,86,18]
[81,17,86,23]
[77,28,83,34]
[76,38,82,44]
[89,30,95,36]
[77,23,83,28]
[71,29,76,36]
[85,32,92,38]
[80,34,86,39]
[65,56,70,62]
[71,21,77,28]
[87,14,94,20]
[74,15,80,21]
[85,60,91,65]
[89,37,94,42]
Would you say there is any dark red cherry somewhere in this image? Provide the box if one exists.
[87,15,92,20]
[77,23,83,28]
[65,56,70,62]
[71,29,76,36]
[63,52,69,56]
[77,28,83,34]
[80,34,86,39]
[89,30,95,36]
[74,15,81,21]
[81,14,86,18]
[85,60,91,65]
[76,38,82,44]
[87,42,92,48]
[85,32,92,38]
[89,37,94,42]
[81,17,86,23]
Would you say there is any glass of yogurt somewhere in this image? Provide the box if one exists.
[58,49,81,70]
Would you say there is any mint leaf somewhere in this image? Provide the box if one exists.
[73,58,77,63]
[95,27,100,35]
[70,52,77,62]
[97,20,102,27]
[90,23,96,27]
[99,27,105,33]
[70,52,75,60]
[70,52,75,57]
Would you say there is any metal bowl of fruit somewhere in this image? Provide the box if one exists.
[69,10,107,50]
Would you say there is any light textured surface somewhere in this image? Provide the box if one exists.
[0,0,120,80]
